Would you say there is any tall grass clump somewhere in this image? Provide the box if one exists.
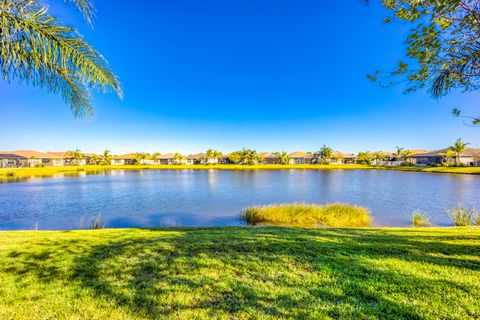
[447,207,477,226]
[412,210,430,227]
[90,214,105,229]
[241,203,370,228]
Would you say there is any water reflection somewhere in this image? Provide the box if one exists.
[0,169,479,230]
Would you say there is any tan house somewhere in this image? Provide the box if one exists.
[329,152,357,164]
[48,151,95,166]
[0,150,64,168]
[157,153,176,165]
[111,153,136,165]
[288,152,314,164]
[187,153,207,165]
[258,152,279,164]
[408,148,480,166]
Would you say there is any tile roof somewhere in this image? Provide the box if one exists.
[0,150,62,159]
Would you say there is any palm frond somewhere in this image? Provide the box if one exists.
[0,1,121,117]
[66,0,95,25]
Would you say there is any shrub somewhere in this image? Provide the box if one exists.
[412,210,430,227]
[401,162,413,166]
[447,207,477,226]
[90,214,105,229]
[6,172,15,177]
[241,203,370,228]
[34,163,45,168]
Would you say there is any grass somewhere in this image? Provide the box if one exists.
[0,227,479,319]
[1,163,480,180]
[242,203,371,227]
[447,207,478,226]
[412,210,431,227]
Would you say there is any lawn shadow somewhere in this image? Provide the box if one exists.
[2,227,480,319]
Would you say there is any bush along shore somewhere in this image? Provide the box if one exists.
[242,203,371,228]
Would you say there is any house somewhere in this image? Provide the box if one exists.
[407,150,442,166]
[48,151,92,166]
[258,152,279,164]
[288,152,314,164]
[158,153,176,165]
[329,152,357,164]
[408,148,480,166]
[0,150,64,168]
[187,153,207,165]
[111,153,136,165]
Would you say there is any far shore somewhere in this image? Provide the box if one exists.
[1,163,480,179]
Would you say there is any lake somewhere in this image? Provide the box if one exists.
[0,169,479,230]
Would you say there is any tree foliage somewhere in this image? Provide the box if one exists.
[448,138,470,164]
[315,145,334,164]
[0,0,122,117]
[368,0,480,125]
[274,151,290,165]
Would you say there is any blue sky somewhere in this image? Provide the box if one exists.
[0,0,478,154]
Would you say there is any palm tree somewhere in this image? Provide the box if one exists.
[213,150,223,164]
[65,149,83,165]
[0,0,122,117]
[89,154,100,165]
[151,152,161,163]
[241,148,258,165]
[395,147,413,162]
[205,149,222,164]
[274,151,290,165]
[371,152,386,166]
[134,152,148,165]
[394,147,405,161]
[438,150,456,165]
[101,150,112,165]
[173,153,186,165]
[227,151,243,164]
[205,149,215,164]
[357,151,372,165]
[315,145,333,164]
[448,138,470,165]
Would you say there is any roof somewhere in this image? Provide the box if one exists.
[48,151,67,158]
[408,149,432,156]
[114,153,136,160]
[288,152,313,158]
[0,150,62,159]
[159,153,176,159]
[333,151,356,158]
[258,152,277,159]
[187,153,205,159]
[409,148,480,157]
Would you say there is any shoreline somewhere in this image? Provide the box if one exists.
[0,225,474,232]
[1,163,480,180]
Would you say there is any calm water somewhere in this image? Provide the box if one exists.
[0,169,479,230]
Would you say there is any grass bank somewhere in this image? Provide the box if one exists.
[382,165,480,175]
[0,164,370,180]
[242,203,371,227]
[0,227,479,319]
[1,163,479,180]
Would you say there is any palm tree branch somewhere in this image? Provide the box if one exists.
[0,3,121,117]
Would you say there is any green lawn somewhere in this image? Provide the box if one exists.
[1,227,479,319]
[1,164,480,180]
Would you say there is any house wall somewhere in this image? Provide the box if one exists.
[0,157,24,168]
[260,157,279,164]
[159,159,174,165]
[111,159,125,165]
